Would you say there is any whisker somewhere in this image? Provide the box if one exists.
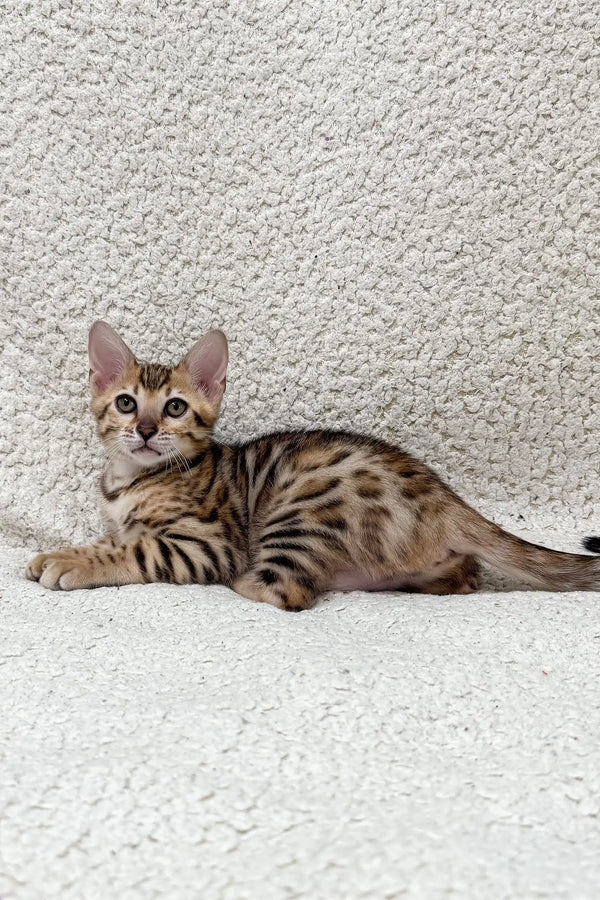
[173,447,192,476]
[172,451,184,476]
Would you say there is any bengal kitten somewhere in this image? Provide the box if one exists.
[25,322,600,610]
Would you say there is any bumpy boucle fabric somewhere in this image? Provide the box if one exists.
[2,1,600,897]
[2,540,600,899]
[1,0,599,549]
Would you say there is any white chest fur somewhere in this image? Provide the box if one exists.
[100,458,148,544]
[100,492,139,543]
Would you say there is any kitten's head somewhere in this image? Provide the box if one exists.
[88,321,228,469]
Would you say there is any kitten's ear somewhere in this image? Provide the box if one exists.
[88,321,135,394]
[182,330,229,406]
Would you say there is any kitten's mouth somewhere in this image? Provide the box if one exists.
[132,446,161,458]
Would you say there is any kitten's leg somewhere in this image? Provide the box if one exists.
[233,567,323,612]
[26,536,121,587]
[410,555,481,595]
[233,555,324,612]
[25,531,233,590]
[26,537,146,590]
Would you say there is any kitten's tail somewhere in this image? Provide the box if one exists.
[582,536,600,555]
[455,510,600,591]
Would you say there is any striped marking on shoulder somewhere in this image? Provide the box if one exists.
[157,537,175,579]
[229,503,246,534]
[166,532,222,574]
[134,543,149,581]
[253,457,281,508]
[169,541,198,582]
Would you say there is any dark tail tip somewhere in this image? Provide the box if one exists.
[583,536,600,554]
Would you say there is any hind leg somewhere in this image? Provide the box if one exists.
[412,555,481,595]
[233,567,323,611]
[233,509,342,610]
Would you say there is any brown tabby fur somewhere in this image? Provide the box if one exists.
[26,328,600,610]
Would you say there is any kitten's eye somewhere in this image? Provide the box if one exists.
[164,398,188,418]
[115,394,137,414]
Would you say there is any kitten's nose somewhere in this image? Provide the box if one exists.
[137,423,158,441]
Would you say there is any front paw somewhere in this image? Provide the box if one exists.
[25,551,95,591]
[26,551,70,583]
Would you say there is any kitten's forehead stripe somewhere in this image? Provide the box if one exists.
[138,363,173,392]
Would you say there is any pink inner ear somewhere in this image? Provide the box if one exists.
[88,321,135,393]
[183,330,229,404]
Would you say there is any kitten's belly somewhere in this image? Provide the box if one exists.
[330,572,413,592]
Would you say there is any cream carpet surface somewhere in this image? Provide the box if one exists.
[2,543,600,899]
